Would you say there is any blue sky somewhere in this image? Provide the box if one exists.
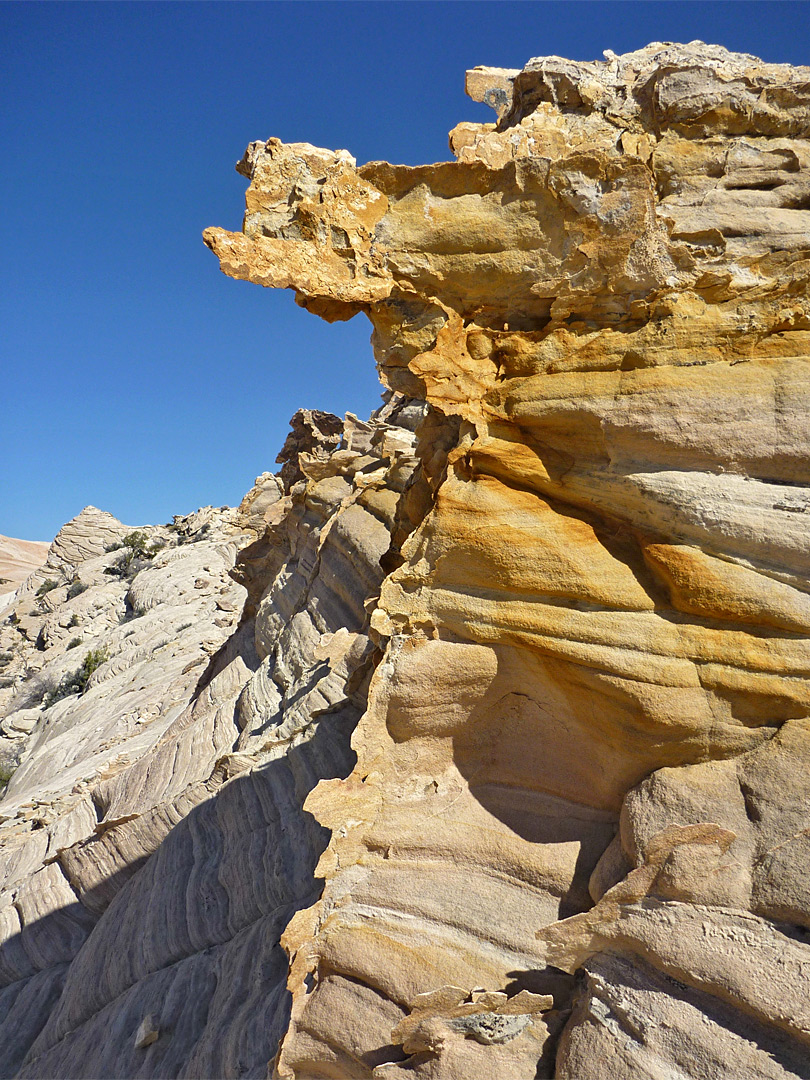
[3,1,808,540]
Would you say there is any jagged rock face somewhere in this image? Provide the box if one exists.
[1,40,809,1080]
[205,42,810,1079]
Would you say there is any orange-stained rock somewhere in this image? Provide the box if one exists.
[205,42,810,1080]
[3,40,810,1080]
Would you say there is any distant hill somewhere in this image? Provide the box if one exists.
[0,534,50,597]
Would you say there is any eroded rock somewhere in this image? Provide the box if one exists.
[204,41,810,1080]
[2,39,810,1080]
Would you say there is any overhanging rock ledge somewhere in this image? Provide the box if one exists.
[0,40,809,1080]
[208,40,810,1080]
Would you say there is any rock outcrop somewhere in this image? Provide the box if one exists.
[0,399,422,1078]
[205,41,810,1080]
[2,40,810,1080]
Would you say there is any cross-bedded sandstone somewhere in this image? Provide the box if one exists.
[1,41,809,1080]
[206,42,810,1080]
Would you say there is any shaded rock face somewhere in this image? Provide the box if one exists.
[1,40,809,1080]
[0,400,421,1078]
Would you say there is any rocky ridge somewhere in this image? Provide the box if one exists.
[1,39,809,1080]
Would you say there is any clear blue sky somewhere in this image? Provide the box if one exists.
[3,1,808,540]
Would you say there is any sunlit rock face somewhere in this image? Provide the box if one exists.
[2,41,809,1080]
[205,42,810,1079]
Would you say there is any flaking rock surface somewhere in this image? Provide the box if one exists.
[2,40,810,1080]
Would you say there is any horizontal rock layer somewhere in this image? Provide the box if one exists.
[0,538,48,603]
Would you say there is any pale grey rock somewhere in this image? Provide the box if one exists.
[557,952,810,1080]
[0,402,419,1078]
[0,713,39,738]
[133,1015,159,1049]
[44,507,129,574]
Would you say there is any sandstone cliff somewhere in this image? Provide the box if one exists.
[2,40,810,1080]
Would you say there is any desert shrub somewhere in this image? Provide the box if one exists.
[36,579,59,597]
[67,637,82,650]
[68,613,81,628]
[42,677,75,709]
[79,647,109,683]
[104,531,162,579]
[0,762,17,787]
[42,646,109,708]
[67,581,88,600]
[122,531,149,555]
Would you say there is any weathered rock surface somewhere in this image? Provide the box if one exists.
[0,397,422,1077]
[2,39,810,1080]
[205,41,810,1080]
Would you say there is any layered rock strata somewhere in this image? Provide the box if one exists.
[207,41,810,1079]
[0,400,422,1077]
[0,538,48,604]
[1,39,809,1080]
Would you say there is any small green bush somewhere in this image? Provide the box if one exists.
[68,613,81,628]
[104,531,161,579]
[80,647,109,683]
[67,581,88,600]
[36,579,59,597]
[67,637,83,650]
[0,763,17,786]
[122,531,150,555]
[42,646,110,708]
